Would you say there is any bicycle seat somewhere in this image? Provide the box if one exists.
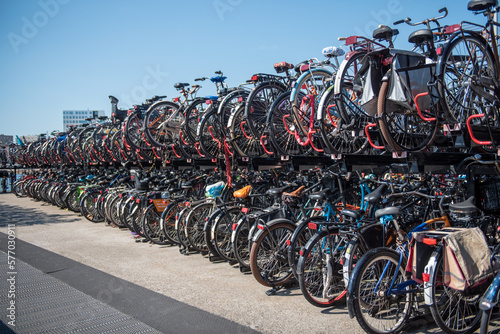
[408,29,434,45]
[364,184,388,203]
[181,181,193,189]
[174,82,190,89]
[233,185,252,199]
[210,76,227,83]
[468,0,497,12]
[266,185,291,196]
[283,186,306,198]
[341,209,365,220]
[308,188,333,201]
[449,196,478,213]
[374,206,401,219]
[322,46,345,58]
[273,62,294,73]
[373,25,399,41]
[205,95,219,101]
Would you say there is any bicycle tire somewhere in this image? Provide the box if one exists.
[347,247,413,334]
[142,204,169,245]
[267,91,312,156]
[428,247,483,334]
[377,77,438,152]
[296,226,347,308]
[144,101,181,148]
[249,220,296,287]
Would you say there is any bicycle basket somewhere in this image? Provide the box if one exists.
[387,52,435,113]
[205,181,225,198]
[478,176,500,213]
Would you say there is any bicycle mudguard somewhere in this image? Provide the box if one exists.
[480,272,500,311]
[316,85,336,121]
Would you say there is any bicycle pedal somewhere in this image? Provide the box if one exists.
[228,260,238,266]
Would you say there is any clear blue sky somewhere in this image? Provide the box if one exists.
[0,0,479,137]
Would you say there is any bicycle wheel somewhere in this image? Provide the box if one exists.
[80,192,104,222]
[176,206,192,251]
[318,86,370,154]
[198,108,223,159]
[142,204,169,245]
[161,200,185,245]
[436,34,497,125]
[287,216,322,280]
[377,77,439,152]
[428,248,482,334]
[185,202,212,253]
[213,206,242,262]
[291,68,333,136]
[144,101,181,148]
[267,91,312,156]
[245,81,287,139]
[297,226,347,308]
[229,104,266,157]
[348,247,413,334]
[232,216,253,269]
[249,219,296,287]
[183,98,211,144]
[124,112,152,151]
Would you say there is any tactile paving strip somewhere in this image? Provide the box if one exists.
[0,251,161,333]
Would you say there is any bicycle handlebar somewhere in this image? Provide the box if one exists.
[393,7,448,28]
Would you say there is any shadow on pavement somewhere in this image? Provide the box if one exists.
[0,202,80,227]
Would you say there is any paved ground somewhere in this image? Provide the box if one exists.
[0,193,443,334]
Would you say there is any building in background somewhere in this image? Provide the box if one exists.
[0,134,13,146]
[63,110,106,132]
[20,135,40,143]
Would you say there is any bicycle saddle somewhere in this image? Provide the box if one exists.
[341,209,365,220]
[266,185,291,196]
[373,25,399,41]
[449,196,478,213]
[322,46,345,58]
[233,185,252,199]
[273,62,294,73]
[210,76,227,83]
[408,29,434,45]
[364,184,388,203]
[174,82,190,89]
[308,188,333,201]
[374,206,401,219]
[468,0,497,12]
[283,186,306,198]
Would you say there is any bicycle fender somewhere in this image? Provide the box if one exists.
[480,272,500,311]
[251,218,295,243]
[424,246,442,306]
[333,51,366,95]
[316,85,336,121]
[230,216,246,244]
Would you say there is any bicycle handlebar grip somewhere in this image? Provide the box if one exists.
[439,7,447,13]
[393,19,404,25]
[338,37,347,41]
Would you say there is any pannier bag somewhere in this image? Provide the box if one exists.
[442,227,492,290]
[386,52,435,113]
[406,228,464,283]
